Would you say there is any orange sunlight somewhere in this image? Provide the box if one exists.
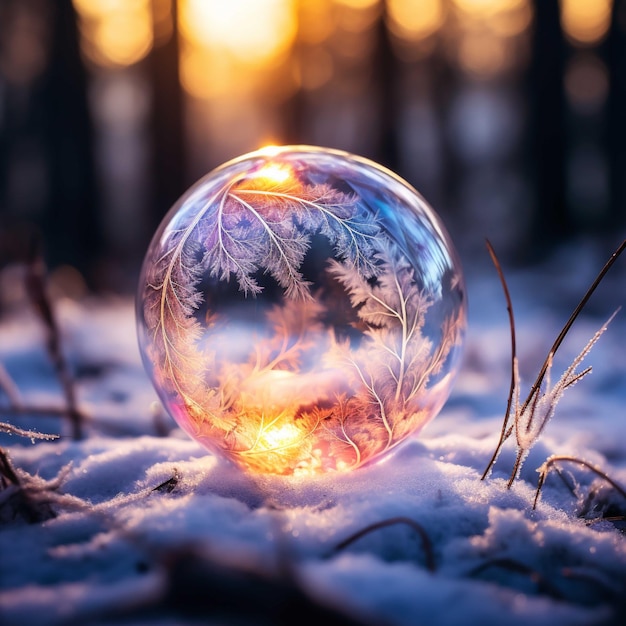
[387,0,445,42]
[560,0,613,45]
[73,0,153,67]
[178,0,298,99]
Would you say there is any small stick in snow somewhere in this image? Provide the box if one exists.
[152,468,180,494]
[24,237,85,440]
[332,516,436,572]
[0,446,20,487]
[585,515,626,526]
[533,455,626,510]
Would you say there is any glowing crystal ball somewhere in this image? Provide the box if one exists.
[137,146,466,475]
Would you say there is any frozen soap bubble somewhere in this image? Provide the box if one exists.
[137,146,466,475]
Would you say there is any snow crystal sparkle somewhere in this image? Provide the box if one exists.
[137,146,466,475]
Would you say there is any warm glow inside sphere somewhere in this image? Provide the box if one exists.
[137,146,466,475]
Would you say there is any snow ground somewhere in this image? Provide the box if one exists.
[1,244,625,625]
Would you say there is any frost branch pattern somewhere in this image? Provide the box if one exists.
[143,171,460,474]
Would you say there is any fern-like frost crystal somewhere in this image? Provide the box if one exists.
[137,146,466,475]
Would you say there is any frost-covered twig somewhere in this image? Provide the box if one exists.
[0,449,75,522]
[0,420,59,441]
[483,239,626,487]
[520,239,626,419]
[533,455,626,510]
[506,311,617,487]
[0,446,20,487]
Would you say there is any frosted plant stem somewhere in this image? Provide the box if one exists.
[0,421,58,440]
[507,449,525,489]
[533,455,626,510]
[25,246,84,440]
[484,238,625,487]
[520,239,625,417]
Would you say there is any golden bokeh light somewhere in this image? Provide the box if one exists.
[179,45,236,99]
[458,32,508,77]
[560,0,612,45]
[179,0,297,66]
[298,0,336,45]
[387,0,445,42]
[450,0,532,77]
[490,0,532,37]
[179,0,298,100]
[73,0,153,68]
[453,0,526,16]
[335,0,380,9]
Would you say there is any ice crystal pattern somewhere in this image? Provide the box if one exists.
[138,146,466,475]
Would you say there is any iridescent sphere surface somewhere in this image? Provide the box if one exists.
[137,146,466,475]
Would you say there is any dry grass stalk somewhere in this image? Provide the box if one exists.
[24,238,85,439]
[0,362,22,408]
[332,516,436,572]
[481,240,517,481]
[482,239,626,488]
[0,446,65,523]
[533,454,626,510]
[0,446,20,487]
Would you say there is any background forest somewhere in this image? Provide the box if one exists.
[0,0,625,294]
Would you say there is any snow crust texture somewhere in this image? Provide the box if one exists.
[1,263,625,626]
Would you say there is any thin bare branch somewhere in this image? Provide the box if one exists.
[0,362,22,408]
[533,455,626,510]
[482,239,517,480]
[25,237,85,440]
[520,238,626,417]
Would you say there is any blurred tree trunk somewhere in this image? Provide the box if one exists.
[373,3,399,173]
[0,0,100,276]
[527,0,569,256]
[147,0,185,233]
[606,0,626,232]
[41,0,101,276]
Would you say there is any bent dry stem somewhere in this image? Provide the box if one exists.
[482,239,626,487]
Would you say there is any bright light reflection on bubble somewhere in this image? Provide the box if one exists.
[137,146,466,476]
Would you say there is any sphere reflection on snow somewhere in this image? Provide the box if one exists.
[137,146,466,475]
